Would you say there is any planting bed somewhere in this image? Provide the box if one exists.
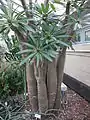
[59,88,90,120]
[0,88,90,120]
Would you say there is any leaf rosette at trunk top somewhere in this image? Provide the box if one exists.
[17,3,72,66]
[0,1,78,66]
[0,0,35,35]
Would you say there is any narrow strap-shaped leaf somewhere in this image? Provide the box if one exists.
[17,49,33,54]
[21,42,35,49]
[49,53,56,58]
[39,53,43,62]
[24,25,35,33]
[51,50,58,55]
[41,3,45,13]
[19,22,35,33]
[50,3,56,12]
[0,116,4,120]
[45,3,49,13]
[56,35,69,38]
[41,52,53,62]
[48,50,58,58]
[59,41,69,47]
[35,5,42,14]
[30,34,36,45]
[42,40,55,50]
[20,53,36,66]
[36,53,40,67]
[15,11,25,19]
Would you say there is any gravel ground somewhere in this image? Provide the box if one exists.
[59,89,90,120]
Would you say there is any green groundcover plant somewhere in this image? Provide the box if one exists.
[0,62,24,99]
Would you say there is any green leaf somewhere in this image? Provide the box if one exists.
[17,49,33,55]
[0,5,8,16]
[41,52,53,62]
[4,27,10,34]
[45,4,49,13]
[25,25,35,33]
[47,10,53,15]
[41,3,45,13]
[21,42,35,49]
[30,34,36,45]
[20,22,35,33]
[12,22,19,28]
[69,15,77,22]
[14,11,25,19]
[49,53,56,58]
[36,5,42,14]
[20,53,36,66]
[59,41,69,47]
[0,116,4,120]
[36,53,40,67]
[50,50,58,55]
[56,35,69,38]
[39,53,43,62]
[50,3,56,12]
[0,27,7,33]
[42,41,55,50]
[49,50,58,58]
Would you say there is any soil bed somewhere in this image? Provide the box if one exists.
[0,88,90,120]
[24,88,90,120]
[59,88,90,120]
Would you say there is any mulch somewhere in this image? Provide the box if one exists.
[0,88,90,120]
[59,88,90,120]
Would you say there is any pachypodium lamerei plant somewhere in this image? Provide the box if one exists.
[0,0,86,114]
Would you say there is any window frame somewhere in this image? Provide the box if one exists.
[85,30,90,41]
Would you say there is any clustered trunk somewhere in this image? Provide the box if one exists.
[0,0,86,117]
[19,0,70,114]
[54,48,66,109]
[11,0,70,114]
[26,63,38,112]
[47,59,57,109]
[25,51,66,113]
[34,60,48,113]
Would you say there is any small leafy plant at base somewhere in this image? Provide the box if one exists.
[0,62,24,99]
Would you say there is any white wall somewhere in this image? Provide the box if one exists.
[64,43,90,86]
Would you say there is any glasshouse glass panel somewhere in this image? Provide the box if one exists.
[85,30,90,41]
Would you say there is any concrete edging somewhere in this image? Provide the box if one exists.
[63,73,90,102]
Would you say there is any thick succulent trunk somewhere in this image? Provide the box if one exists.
[14,30,38,112]
[54,48,66,109]
[20,0,38,112]
[47,60,57,109]
[34,61,48,113]
[16,0,69,114]
[53,1,70,109]
[26,63,38,112]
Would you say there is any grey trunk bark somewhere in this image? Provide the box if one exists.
[54,48,66,109]
[34,61,48,113]
[26,63,38,112]
[47,60,57,109]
